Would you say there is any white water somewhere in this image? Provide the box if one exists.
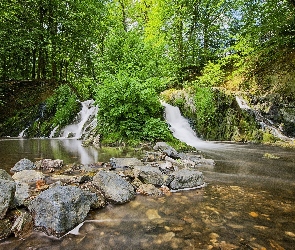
[162,102,217,149]
[18,127,28,137]
[58,100,98,139]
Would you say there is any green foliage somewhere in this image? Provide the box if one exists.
[95,72,171,143]
[46,85,80,128]
[196,61,225,87]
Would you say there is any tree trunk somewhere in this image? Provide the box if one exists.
[32,48,36,79]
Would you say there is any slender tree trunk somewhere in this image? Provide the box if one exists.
[32,48,36,79]
[119,0,128,31]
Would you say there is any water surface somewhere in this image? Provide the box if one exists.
[0,138,295,249]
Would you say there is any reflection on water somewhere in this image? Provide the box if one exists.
[0,139,295,249]
[0,138,141,172]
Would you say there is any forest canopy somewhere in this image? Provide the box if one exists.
[1,0,294,142]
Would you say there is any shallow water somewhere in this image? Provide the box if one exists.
[0,139,295,249]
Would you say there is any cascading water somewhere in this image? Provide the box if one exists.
[52,100,98,139]
[162,102,215,149]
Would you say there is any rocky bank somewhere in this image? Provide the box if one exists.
[0,142,214,239]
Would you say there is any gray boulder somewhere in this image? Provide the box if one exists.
[14,181,31,207]
[35,159,63,170]
[11,158,35,173]
[93,170,135,204]
[28,185,97,237]
[0,179,16,219]
[134,165,173,186]
[153,142,179,159]
[169,169,204,190]
[12,170,45,183]
[110,157,143,169]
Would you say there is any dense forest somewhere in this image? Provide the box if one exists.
[0,0,294,144]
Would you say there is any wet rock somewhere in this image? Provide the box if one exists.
[134,165,173,186]
[153,142,180,159]
[28,185,98,237]
[11,158,35,173]
[11,211,33,238]
[137,184,163,196]
[110,158,144,169]
[0,179,16,219]
[169,169,204,190]
[93,170,135,204]
[12,170,45,183]
[14,181,31,207]
[0,219,12,240]
[35,159,63,170]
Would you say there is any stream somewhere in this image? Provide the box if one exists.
[0,138,295,249]
[1,103,295,249]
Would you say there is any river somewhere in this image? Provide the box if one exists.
[0,137,295,249]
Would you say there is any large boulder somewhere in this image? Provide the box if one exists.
[0,179,16,219]
[12,170,45,183]
[28,185,97,237]
[134,165,173,186]
[93,170,135,204]
[11,158,35,173]
[169,169,204,190]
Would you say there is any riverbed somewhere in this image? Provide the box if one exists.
[0,138,295,249]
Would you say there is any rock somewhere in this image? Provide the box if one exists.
[153,142,179,159]
[169,169,204,190]
[14,181,31,207]
[93,170,135,204]
[28,185,98,237]
[11,158,35,173]
[137,184,163,196]
[11,211,33,238]
[0,219,12,240]
[35,159,63,170]
[0,179,16,219]
[50,174,91,184]
[110,158,144,169]
[146,209,161,220]
[80,182,106,209]
[134,165,173,186]
[12,170,45,183]
[0,169,13,181]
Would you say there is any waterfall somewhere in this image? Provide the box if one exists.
[52,100,98,139]
[18,127,28,137]
[162,102,215,149]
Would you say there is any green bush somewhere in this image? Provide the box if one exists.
[95,72,171,143]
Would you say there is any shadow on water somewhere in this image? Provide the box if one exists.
[0,138,295,249]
